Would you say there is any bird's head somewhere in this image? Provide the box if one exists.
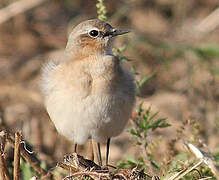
[65,19,129,59]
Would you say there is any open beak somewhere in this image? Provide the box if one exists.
[104,29,130,37]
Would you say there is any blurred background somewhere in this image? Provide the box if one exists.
[0,0,218,176]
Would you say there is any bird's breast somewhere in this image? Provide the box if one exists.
[86,57,121,94]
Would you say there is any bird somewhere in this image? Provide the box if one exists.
[40,19,136,166]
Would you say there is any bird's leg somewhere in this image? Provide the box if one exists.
[97,142,102,166]
[74,143,77,153]
[92,141,102,166]
[88,139,94,161]
[106,138,111,166]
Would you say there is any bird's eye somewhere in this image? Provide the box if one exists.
[88,30,99,38]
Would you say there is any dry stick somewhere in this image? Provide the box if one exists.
[57,162,79,172]
[0,155,6,180]
[0,131,10,180]
[185,141,219,178]
[195,7,219,34]
[0,0,49,24]
[63,171,110,180]
[173,160,203,180]
[0,131,6,180]
[13,131,22,180]
[6,133,49,177]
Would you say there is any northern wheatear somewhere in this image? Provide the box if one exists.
[40,19,136,166]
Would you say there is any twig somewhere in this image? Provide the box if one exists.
[195,7,219,34]
[175,160,203,180]
[0,0,49,24]
[165,170,183,180]
[0,132,6,152]
[57,162,79,172]
[0,131,6,180]
[166,160,204,180]
[0,131,10,180]
[0,150,7,180]
[63,171,110,180]
[6,132,49,177]
[13,131,22,180]
[198,177,213,180]
[184,141,219,178]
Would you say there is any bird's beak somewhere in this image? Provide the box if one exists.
[103,29,130,37]
[112,29,130,36]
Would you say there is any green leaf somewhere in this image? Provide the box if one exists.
[137,72,156,89]
[143,112,149,121]
[136,130,142,138]
[158,122,171,128]
[149,111,159,121]
[120,56,131,62]
[151,160,161,170]
[136,103,143,116]
[126,155,137,166]
[130,128,137,135]
[192,44,219,59]
[151,118,170,131]
[139,119,145,129]
[137,141,142,145]
[130,66,139,76]
[145,106,151,116]
[130,128,142,138]
[143,118,150,131]
[151,119,163,131]
[116,161,128,168]
[20,158,35,180]
[119,45,127,52]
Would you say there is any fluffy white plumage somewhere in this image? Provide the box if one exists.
[40,19,135,145]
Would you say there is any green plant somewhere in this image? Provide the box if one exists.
[96,0,107,21]
[117,105,170,173]
[113,45,131,63]
[117,155,145,169]
[20,158,37,180]
[131,104,170,148]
